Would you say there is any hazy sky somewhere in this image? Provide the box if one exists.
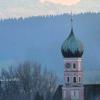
[0,0,100,18]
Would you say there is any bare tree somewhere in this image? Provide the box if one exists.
[0,61,58,100]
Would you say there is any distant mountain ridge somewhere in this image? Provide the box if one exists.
[0,13,100,83]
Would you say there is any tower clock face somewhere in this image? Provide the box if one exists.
[65,63,71,68]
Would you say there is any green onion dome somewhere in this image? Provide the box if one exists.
[61,28,84,58]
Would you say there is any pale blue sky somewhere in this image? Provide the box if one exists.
[0,0,100,18]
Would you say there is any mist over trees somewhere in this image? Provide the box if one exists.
[0,61,58,100]
[0,13,100,100]
[0,13,100,82]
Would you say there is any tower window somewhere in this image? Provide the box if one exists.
[71,90,79,99]
[79,77,81,82]
[67,77,69,83]
[73,77,77,83]
[73,63,76,69]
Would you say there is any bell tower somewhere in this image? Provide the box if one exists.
[61,16,84,100]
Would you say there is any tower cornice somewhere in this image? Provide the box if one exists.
[64,58,82,62]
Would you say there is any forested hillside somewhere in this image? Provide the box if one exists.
[0,13,100,83]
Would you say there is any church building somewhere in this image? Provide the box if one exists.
[52,17,100,100]
[61,17,84,100]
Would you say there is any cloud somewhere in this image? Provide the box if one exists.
[0,0,100,19]
[40,0,80,6]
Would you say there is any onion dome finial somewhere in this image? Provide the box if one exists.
[61,16,84,58]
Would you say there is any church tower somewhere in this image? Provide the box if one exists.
[61,17,84,100]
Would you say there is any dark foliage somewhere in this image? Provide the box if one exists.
[34,92,44,100]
